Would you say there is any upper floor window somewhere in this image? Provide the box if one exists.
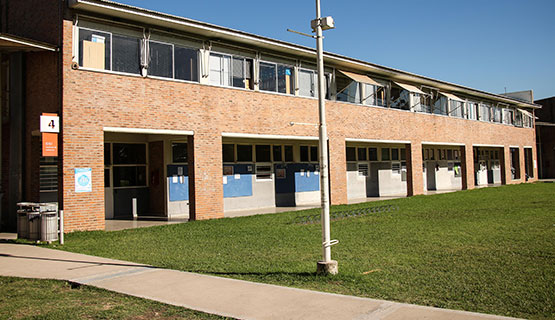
[298,68,329,99]
[479,103,492,122]
[259,61,294,95]
[210,53,253,89]
[79,27,143,75]
[492,106,502,123]
[466,101,478,120]
[502,108,514,125]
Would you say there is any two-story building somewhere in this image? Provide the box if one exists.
[0,0,539,232]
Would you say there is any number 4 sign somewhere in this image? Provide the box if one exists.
[40,114,59,133]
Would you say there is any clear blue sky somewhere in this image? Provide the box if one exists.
[116,0,555,100]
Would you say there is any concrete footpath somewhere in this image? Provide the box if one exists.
[0,243,520,320]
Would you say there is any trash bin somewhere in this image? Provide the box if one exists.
[40,211,58,242]
[17,210,29,239]
[28,212,41,241]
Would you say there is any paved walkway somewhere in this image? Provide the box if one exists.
[0,243,520,320]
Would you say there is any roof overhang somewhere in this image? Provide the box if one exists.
[0,34,57,52]
[69,0,540,110]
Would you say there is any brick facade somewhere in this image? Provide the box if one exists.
[46,16,534,231]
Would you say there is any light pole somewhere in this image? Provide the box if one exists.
[312,0,338,275]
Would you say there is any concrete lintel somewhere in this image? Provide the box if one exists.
[103,127,194,136]
[222,132,319,141]
[422,141,465,147]
[345,138,411,144]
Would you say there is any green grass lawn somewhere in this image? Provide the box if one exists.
[0,276,231,319]
[50,183,554,319]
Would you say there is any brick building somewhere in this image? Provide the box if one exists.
[534,96,555,178]
[0,0,540,232]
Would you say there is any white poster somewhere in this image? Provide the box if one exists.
[74,168,92,193]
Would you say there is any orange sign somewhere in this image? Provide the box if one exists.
[42,132,58,157]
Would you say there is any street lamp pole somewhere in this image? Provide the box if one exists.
[313,0,338,275]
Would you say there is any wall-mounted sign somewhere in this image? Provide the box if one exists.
[75,168,92,193]
[42,132,58,157]
[40,115,59,133]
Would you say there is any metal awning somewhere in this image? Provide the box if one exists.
[440,92,465,102]
[0,34,57,52]
[518,109,537,119]
[339,70,383,87]
[393,81,426,95]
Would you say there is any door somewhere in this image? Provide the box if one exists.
[104,167,114,219]
[487,160,494,184]
[367,162,380,197]
[426,161,437,190]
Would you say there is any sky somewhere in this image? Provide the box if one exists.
[115,0,555,100]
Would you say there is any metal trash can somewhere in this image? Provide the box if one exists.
[17,210,29,239]
[40,211,58,242]
[28,212,41,241]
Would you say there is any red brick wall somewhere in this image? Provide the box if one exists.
[61,20,538,232]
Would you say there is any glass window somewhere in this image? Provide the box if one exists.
[175,46,199,82]
[467,101,478,120]
[112,34,141,74]
[104,143,111,165]
[104,168,110,188]
[413,93,432,113]
[493,106,502,123]
[357,147,367,161]
[284,146,294,162]
[273,145,282,162]
[149,41,173,78]
[358,163,369,176]
[390,86,410,110]
[450,100,464,118]
[479,103,492,121]
[510,147,520,179]
[113,166,146,187]
[391,148,399,161]
[256,164,272,180]
[209,53,231,86]
[298,69,316,98]
[362,83,385,107]
[223,144,235,162]
[259,62,276,92]
[300,146,309,162]
[336,76,360,103]
[256,145,271,162]
[400,148,406,161]
[346,147,356,161]
[433,95,448,115]
[172,143,188,163]
[447,149,453,161]
[113,143,146,164]
[310,146,318,162]
[502,108,514,125]
[277,65,294,95]
[237,145,252,162]
[78,29,111,70]
[381,148,390,161]
[369,148,378,161]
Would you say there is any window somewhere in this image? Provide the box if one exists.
[524,148,534,178]
[447,149,453,161]
[112,34,141,74]
[391,149,399,161]
[210,53,231,86]
[390,86,410,110]
[104,168,110,187]
[449,100,464,118]
[256,164,272,180]
[310,146,319,162]
[514,111,523,127]
[413,93,432,113]
[223,144,235,162]
[113,166,146,187]
[113,143,146,164]
[362,83,386,107]
[232,57,253,89]
[492,106,502,123]
[104,143,111,165]
[149,41,173,78]
[79,28,111,70]
[400,148,406,161]
[336,75,360,103]
[259,61,294,95]
[433,95,448,116]
[172,143,188,163]
[255,145,271,162]
[466,101,478,120]
[298,69,317,98]
[300,146,309,162]
[358,163,369,177]
[502,108,514,125]
[479,103,492,122]
[282,145,292,162]
[273,145,282,162]
[175,46,199,82]
[237,145,253,162]
[357,147,367,161]
[346,147,356,161]
[369,148,378,161]
[381,148,390,161]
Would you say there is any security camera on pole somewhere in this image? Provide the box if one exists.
[312,0,338,275]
